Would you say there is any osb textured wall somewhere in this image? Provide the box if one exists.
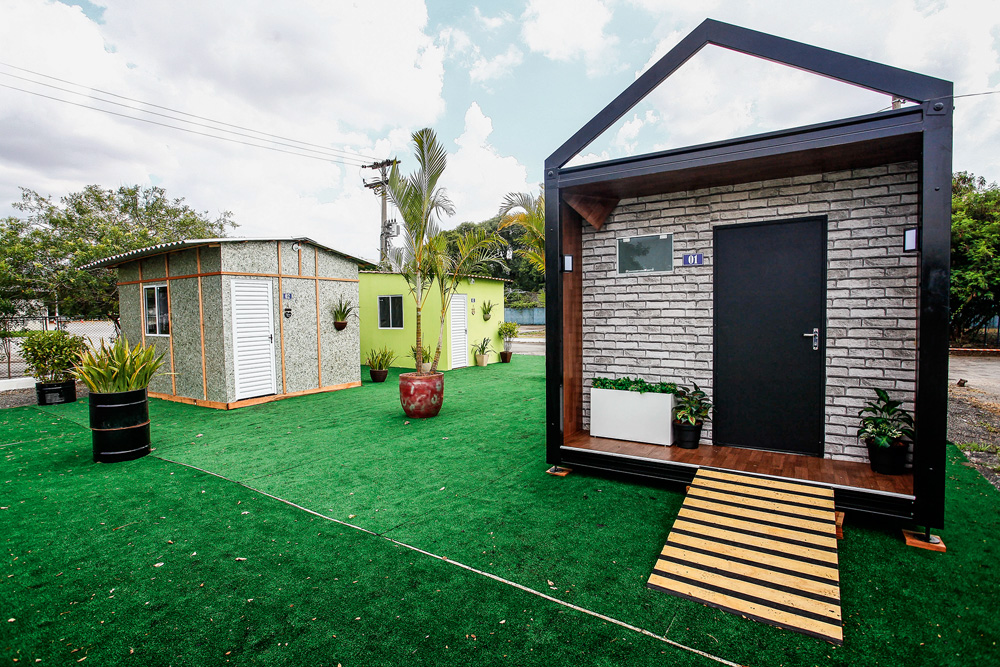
[580,162,919,461]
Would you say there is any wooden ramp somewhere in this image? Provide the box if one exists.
[647,468,843,644]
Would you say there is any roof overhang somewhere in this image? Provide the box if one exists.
[555,106,924,201]
[82,238,376,270]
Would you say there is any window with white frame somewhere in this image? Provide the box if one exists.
[144,285,170,336]
[378,295,403,329]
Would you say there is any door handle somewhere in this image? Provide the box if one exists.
[803,328,819,350]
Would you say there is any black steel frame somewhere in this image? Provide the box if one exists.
[544,19,953,526]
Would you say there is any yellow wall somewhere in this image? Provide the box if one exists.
[359,272,505,371]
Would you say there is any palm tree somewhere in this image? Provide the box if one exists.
[385,128,454,374]
[497,188,545,274]
[427,228,507,372]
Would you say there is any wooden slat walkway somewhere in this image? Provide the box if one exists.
[647,468,843,644]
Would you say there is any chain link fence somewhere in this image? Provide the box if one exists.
[0,317,119,380]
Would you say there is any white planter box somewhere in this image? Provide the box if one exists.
[589,388,674,446]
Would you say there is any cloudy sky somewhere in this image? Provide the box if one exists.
[1,0,997,260]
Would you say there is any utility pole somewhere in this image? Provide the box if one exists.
[362,158,400,264]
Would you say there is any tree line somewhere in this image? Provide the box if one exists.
[2,173,997,341]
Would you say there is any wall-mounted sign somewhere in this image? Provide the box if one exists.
[682,253,704,266]
[282,292,293,300]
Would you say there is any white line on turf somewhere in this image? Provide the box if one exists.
[157,456,743,667]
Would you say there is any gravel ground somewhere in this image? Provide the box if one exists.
[948,385,1000,491]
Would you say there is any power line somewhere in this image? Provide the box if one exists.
[0,70,372,163]
[0,83,370,167]
[0,61,380,162]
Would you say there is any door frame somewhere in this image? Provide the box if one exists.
[231,278,278,401]
[711,215,828,456]
[450,293,468,369]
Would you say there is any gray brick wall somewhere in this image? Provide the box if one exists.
[580,161,919,461]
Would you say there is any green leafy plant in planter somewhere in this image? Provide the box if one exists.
[471,337,493,366]
[592,376,679,394]
[74,336,166,463]
[20,330,87,405]
[673,383,712,449]
[331,297,356,331]
[365,346,397,383]
[497,321,519,362]
[481,300,495,321]
[409,344,431,372]
[857,388,915,475]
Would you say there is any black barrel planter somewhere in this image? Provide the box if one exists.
[90,388,151,463]
[35,380,76,405]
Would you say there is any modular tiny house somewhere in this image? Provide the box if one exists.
[85,238,372,408]
[358,271,506,370]
[544,20,952,528]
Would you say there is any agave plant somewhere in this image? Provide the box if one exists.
[331,297,356,322]
[73,336,166,394]
[471,337,494,357]
[365,346,397,371]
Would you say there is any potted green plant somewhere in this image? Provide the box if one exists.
[331,297,355,331]
[481,300,495,321]
[471,337,493,366]
[857,388,915,475]
[20,330,87,405]
[497,321,519,363]
[409,344,431,372]
[590,377,679,446]
[386,128,506,419]
[73,336,165,463]
[365,346,396,383]
[673,383,712,449]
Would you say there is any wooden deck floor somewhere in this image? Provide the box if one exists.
[563,431,914,496]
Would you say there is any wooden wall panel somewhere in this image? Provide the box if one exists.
[562,201,584,439]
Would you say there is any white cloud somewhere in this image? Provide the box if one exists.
[470,46,524,83]
[521,0,618,74]
[0,0,451,261]
[573,0,1000,181]
[443,103,531,224]
[473,7,511,31]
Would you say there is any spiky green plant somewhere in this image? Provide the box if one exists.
[73,336,166,393]
[365,346,397,371]
[331,297,356,322]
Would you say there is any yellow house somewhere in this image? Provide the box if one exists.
[359,271,505,370]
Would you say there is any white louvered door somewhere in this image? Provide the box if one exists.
[450,294,468,368]
[231,279,277,400]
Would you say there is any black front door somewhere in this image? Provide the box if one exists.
[713,217,826,455]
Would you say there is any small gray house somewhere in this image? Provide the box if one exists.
[544,20,952,530]
[85,238,372,409]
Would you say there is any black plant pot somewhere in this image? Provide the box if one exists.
[866,439,908,475]
[499,351,513,363]
[674,421,703,449]
[90,388,151,463]
[35,380,76,406]
[369,369,389,383]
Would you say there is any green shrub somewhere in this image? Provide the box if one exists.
[674,383,713,425]
[498,321,520,342]
[73,336,166,393]
[20,330,87,382]
[591,376,678,394]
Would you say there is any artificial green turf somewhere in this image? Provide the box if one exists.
[3,356,999,666]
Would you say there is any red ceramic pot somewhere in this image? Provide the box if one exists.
[334,321,348,331]
[399,372,444,418]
